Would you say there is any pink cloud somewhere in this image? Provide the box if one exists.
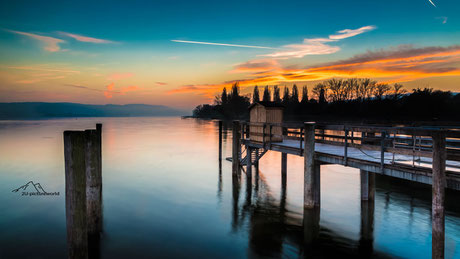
[7,30,64,52]
[104,82,115,98]
[107,73,134,80]
[59,32,116,43]
[120,86,139,95]
[103,83,139,98]
[155,82,168,86]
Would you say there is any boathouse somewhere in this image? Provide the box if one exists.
[248,101,284,142]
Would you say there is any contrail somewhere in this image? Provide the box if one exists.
[428,0,437,7]
[171,40,277,49]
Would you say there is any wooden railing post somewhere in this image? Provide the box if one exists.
[269,125,273,148]
[380,131,386,172]
[232,121,241,175]
[344,128,349,166]
[299,128,304,156]
[262,124,266,148]
[432,131,446,259]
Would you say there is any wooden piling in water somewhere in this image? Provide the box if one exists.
[281,152,287,174]
[304,122,319,209]
[246,146,252,177]
[360,170,375,201]
[218,121,223,161]
[232,121,241,175]
[432,132,446,259]
[85,130,102,237]
[64,131,88,259]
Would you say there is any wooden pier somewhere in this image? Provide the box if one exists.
[223,121,460,259]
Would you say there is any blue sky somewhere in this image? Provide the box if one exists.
[0,0,459,108]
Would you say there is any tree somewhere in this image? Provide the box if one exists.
[221,87,228,105]
[252,85,260,103]
[301,86,308,104]
[374,83,391,99]
[282,86,290,104]
[393,83,406,99]
[262,85,271,102]
[319,88,326,104]
[230,83,240,101]
[273,85,281,103]
[313,83,327,102]
[291,84,299,104]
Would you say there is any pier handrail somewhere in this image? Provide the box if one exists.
[240,121,460,165]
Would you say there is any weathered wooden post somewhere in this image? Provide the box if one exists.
[304,122,320,208]
[359,199,375,257]
[64,131,88,259]
[85,129,102,237]
[303,207,320,252]
[218,121,223,161]
[246,146,252,177]
[360,170,375,201]
[432,131,446,259]
[281,153,287,184]
[281,126,287,181]
[232,121,241,175]
[360,169,375,257]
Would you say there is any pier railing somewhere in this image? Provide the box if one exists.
[239,121,460,171]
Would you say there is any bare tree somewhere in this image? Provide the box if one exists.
[374,83,391,99]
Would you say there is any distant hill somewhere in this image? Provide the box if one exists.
[0,102,186,119]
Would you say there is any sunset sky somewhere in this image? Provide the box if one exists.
[0,0,459,109]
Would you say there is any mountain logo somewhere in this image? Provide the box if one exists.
[12,181,59,196]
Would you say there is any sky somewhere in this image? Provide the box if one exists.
[0,0,459,110]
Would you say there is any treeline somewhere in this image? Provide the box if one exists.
[192,78,460,122]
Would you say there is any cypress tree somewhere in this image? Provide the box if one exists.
[252,85,260,103]
[262,85,271,102]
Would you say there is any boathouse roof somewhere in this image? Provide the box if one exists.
[249,101,284,109]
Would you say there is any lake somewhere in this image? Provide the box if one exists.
[0,117,460,258]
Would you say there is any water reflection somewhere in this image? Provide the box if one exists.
[1,118,460,258]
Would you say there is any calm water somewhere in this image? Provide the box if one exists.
[1,117,460,258]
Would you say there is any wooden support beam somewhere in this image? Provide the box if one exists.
[359,198,375,257]
[218,121,223,161]
[232,121,241,175]
[64,131,88,259]
[360,170,375,201]
[432,132,446,259]
[281,152,287,177]
[85,130,102,237]
[246,146,252,177]
[304,122,319,208]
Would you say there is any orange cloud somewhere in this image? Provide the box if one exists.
[104,82,115,98]
[104,82,139,98]
[168,45,460,99]
[120,86,138,95]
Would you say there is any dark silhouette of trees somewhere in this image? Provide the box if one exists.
[273,85,281,103]
[193,79,460,122]
[252,85,260,103]
[291,84,299,104]
[301,86,308,104]
[262,86,271,102]
[282,86,290,105]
